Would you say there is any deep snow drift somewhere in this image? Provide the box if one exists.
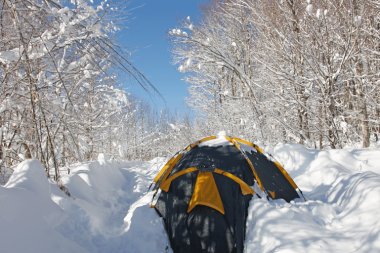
[1,143,380,253]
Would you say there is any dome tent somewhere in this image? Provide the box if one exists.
[150,132,304,253]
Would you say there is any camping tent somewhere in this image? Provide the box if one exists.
[150,133,304,253]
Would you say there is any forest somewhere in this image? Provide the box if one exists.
[1,0,380,185]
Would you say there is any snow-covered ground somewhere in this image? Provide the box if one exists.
[1,143,380,253]
[246,144,380,253]
[0,158,170,253]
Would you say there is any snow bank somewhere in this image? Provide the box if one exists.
[0,158,170,253]
[1,144,380,252]
[5,159,51,198]
[0,160,87,253]
[245,144,380,253]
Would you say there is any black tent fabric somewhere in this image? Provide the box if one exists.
[244,150,299,202]
[152,136,302,253]
[155,145,253,253]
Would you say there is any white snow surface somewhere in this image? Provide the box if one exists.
[198,131,234,147]
[0,158,170,253]
[246,143,380,253]
[198,135,233,147]
[1,144,380,252]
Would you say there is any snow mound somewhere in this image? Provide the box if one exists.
[5,159,51,199]
[1,160,87,253]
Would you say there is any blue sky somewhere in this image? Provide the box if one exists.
[119,0,205,115]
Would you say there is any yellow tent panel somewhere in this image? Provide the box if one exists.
[187,171,225,215]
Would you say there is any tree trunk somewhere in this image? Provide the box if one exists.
[356,61,370,147]
[22,143,32,159]
[359,89,370,147]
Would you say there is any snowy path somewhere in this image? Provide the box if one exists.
[1,144,380,253]
[53,158,171,253]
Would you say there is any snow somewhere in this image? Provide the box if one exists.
[53,98,62,105]
[237,141,257,154]
[1,160,87,253]
[0,97,14,114]
[178,65,185,73]
[1,144,380,252]
[306,4,313,14]
[5,160,51,199]
[1,158,171,253]
[245,143,380,253]
[169,123,179,131]
[198,131,233,147]
[316,9,322,19]
[355,16,362,26]
[0,50,19,64]
[198,135,233,147]
[185,58,192,67]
